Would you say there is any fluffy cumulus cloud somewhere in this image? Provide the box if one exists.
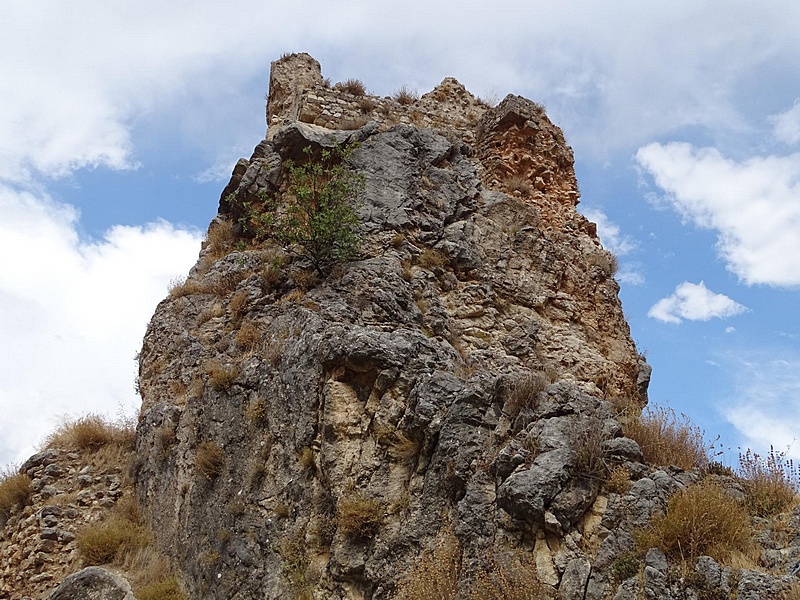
[0,186,202,467]
[724,353,800,459]
[648,281,747,324]
[636,142,800,287]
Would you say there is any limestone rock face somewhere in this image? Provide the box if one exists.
[136,54,646,598]
[136,53,643,600]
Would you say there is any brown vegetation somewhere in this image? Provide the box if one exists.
[636,479,752,564]
[195,441,225,481]
[0,469,32,526]
[738,447,800,517]
[336,492,382,538]
[625,405,708,470]
[393,85,419,105]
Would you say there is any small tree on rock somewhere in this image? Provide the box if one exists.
[279,144,364,275]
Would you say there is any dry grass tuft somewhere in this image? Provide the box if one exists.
[209,271,248,297]
[625,405,708,470]
[293,269,317,291]
[336,492,383,538]
[298,446,316,471]
[738,446,800,517]
[388,431,421,466]
[394,528,461,600]
[206,362,239,392]
[467,552,551,600]
[636,478,752,565]
[235,320,261,352]
[228,289,249,319]
[504,175,533,197]
[503,372,546,421]
[337,78,367,96]
[570,415,609,479]
[45,413,134,454]
[586,250,619,277]
[393,85,419,105]
[135,578,186,600]
[0,468,33,525]
[205,219,235,260]
[196,441,225,481]
[416,248,448,270]
[244,397,268,425]
[605,465,632,494]
[77,515,148,565]
[168,276,208,299]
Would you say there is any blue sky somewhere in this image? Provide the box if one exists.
[1,1,799,469]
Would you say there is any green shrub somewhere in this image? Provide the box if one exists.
[281,145,364,274]
[636,479,751,564]
[243,144,363,276]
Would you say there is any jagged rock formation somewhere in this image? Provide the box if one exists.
[8,52,798,599]
[136,53,645,599]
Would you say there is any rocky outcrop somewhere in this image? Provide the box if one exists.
[135,54,645,599]
[5,51,800,600]
[0,448,131,599]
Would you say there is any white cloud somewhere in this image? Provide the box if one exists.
[636,142,800,287]
[1,1,799,179]
[0,186,202,467]
[771,100,800,146]
[616,269,646,286]
[725,354,800,460]
[581,208,638,256]
[648,281,747,324]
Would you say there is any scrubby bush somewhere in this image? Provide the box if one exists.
[77,517,148,565]
[0,469,32,525]
[625,405,708,470]
[338,78,367,96]
[336,492,382,538]
[244,144,363,276]
[196,441,225,481]
[394,529,460,600]
[738,446,800,517]
[45,413,135,453]
[636,479,752,564]
[393,85,419,105]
